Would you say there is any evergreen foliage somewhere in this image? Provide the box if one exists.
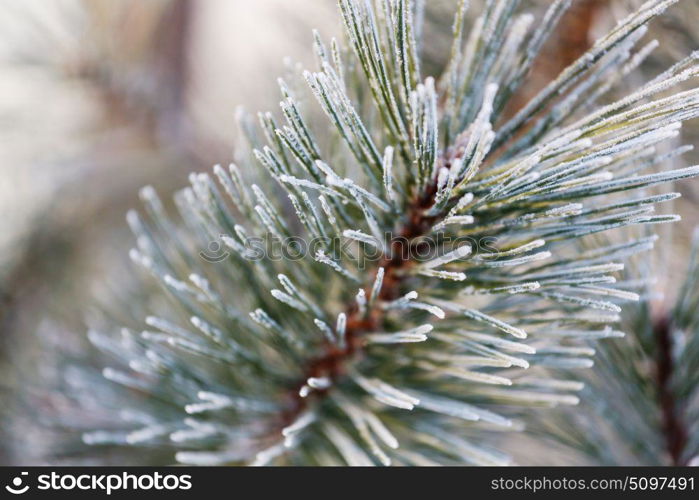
[528,229,699,466]
[42,0,699,465]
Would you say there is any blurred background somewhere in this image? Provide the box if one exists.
[0,0,697,465]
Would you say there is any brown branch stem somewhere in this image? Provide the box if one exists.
[653,315,689,465]
[271,181,441,435]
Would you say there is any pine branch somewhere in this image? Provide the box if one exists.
[521,229,699,466]
[25,0,699,465]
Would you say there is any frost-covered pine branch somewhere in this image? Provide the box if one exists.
[521,227,699,466]
[31,0,699,465]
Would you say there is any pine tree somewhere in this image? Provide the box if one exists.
[32,0,699,465]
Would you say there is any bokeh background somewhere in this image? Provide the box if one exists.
[1,0,697,465]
